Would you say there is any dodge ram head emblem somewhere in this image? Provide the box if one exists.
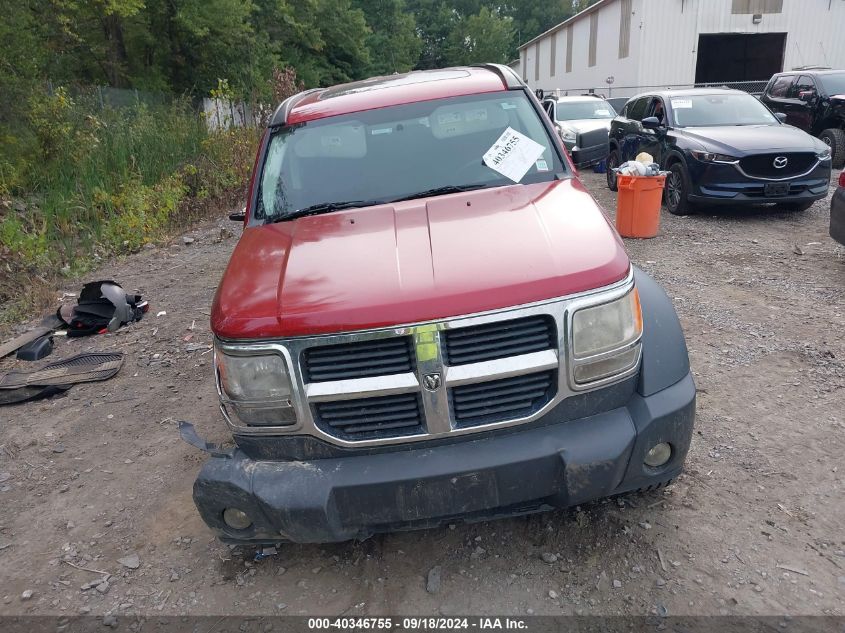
[773,156,788,169]
[423,373,442,391]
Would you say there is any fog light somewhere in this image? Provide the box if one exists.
[644,442,672,468]
[223,508,252,530]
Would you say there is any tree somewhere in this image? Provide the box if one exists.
[354,0,421,75]
[444,6,513,66]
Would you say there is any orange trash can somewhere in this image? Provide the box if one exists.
[615,174,666,239]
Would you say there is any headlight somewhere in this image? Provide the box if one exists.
[571,287,643,385]
[691,151,738,164]
[817,147,832,161]
[215,345,297,426]
[557,125,577,142]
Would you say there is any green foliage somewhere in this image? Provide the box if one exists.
[354,0,422,75]
[0,87,256,309]
[445,7,514,66]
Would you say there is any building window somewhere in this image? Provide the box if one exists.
[550,32,557,78]
[588,12,598,67]
[731,0,783,14]
[565,26,573,73]
[619,0,632,59]
[534,43,540,82]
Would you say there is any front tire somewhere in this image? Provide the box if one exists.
[820,128,845,169]
[607,148,620,192]
[664,163,696,216]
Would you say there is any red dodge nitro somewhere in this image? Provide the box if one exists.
[181,65,696,544]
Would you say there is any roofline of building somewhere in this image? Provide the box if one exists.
[518,0,616,51]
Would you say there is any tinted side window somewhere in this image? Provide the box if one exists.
[627,97,648,121]
[768,75,794,98]
[790,75,816,98]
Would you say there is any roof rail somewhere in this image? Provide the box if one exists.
[270,88,323,127]
[471,63,523,89]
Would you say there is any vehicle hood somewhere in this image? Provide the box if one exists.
[212,179,630,338]
[559,118,612,134]
[677,124,825,154]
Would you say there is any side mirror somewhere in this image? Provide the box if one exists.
[229,207,246,222]
[798,90,815,103]
[642,116,661,130]
[775,112,788,123]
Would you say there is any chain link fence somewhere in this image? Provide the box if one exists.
[45,80,266,131]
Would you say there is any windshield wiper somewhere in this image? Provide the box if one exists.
[267,200,379,223]
[387,184,489,204]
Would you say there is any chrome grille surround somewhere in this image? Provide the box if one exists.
[215,269,639,447]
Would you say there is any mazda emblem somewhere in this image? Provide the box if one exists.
[423,373,442,391]
[773,156,788,169]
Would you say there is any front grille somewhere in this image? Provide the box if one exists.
[443,316,556,365]
[313,393,423,440]
[450,371,556,428]
[303,337,413,382]
[739,152,817,179]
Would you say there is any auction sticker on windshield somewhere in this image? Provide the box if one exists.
[671,99,693,109]
[482,127,545,183]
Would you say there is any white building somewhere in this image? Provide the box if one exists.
[517,0,845,99]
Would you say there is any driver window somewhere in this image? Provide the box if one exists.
[645,97,666,125]
[790,75,816,98]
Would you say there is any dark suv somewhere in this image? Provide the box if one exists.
[607,89,832,215]
[761,70,845,169]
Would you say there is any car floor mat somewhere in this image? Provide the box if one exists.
[0,352,124,389]
[0,313,64,360]
[0,385,71,406]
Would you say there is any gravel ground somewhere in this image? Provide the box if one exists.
[0,169,843,619]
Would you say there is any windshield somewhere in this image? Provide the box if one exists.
[669,93,779,127]
[818,72,845,96]
[257,92,565,221]
[555,100,616,121]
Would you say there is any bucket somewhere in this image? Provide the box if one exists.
[615,174,666,239]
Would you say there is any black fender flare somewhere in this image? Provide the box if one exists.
[633,267,691,397]
[661,149,687,171]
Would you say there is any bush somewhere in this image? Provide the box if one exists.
[0,85,258,318]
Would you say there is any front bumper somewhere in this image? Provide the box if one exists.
[190,372,695,544]
[687,161,830,206]
[831,186,845,245]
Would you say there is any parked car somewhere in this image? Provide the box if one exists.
[761,70,845,169]
[831,171,845,246]
[542,95,616,167]
[180,65,696,545]
[607,89,833,215]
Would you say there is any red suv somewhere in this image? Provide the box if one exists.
[181,65,696,544]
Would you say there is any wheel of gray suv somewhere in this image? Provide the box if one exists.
[607,148,620,192]
[664,163,696,216]
[820,128,845,170]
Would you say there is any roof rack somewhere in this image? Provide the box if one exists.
[270,88,323,127]
[791,65,832,71]
[471,63,523,89]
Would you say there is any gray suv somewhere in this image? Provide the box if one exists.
[543,95,615,168]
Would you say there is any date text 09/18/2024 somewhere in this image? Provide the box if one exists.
[307,617,528,630]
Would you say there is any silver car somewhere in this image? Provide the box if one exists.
[543,95,616,168]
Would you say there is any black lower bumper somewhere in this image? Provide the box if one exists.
[569,143,608,168]
[688,171,830,207]
[191,373,696,544]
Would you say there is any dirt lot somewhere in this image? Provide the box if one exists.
[1,169,843,619]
